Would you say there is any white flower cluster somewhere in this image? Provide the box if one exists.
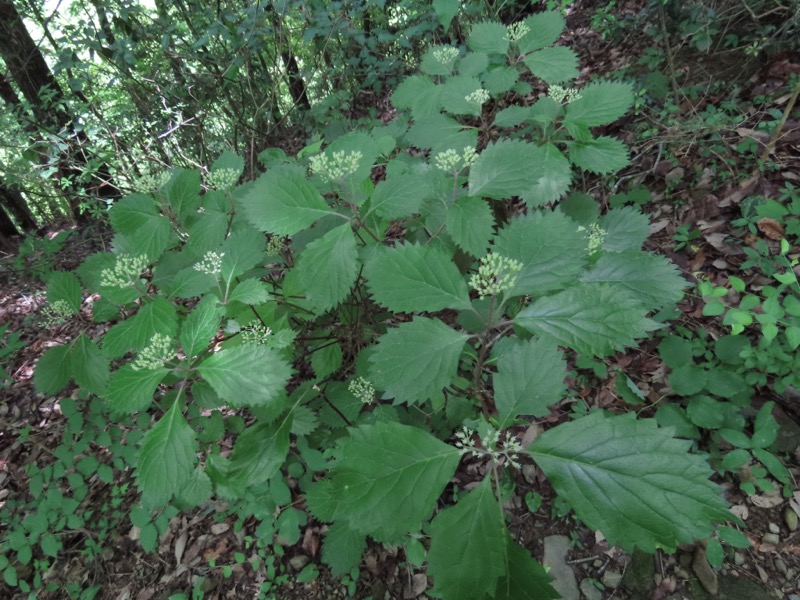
[434,147,478,173]
[100,254,149,288]
[240,323,273,345]
[453,426,524,469]
[40,300,74,327]
[465,88,490,106]
[266,236,285,256]
[469,253,523,297]
[309,150,363,182]
[506,22,530,43]
[433,46,459,65]
[348,377,375,404]
[135,171,171,193]
[585,223,607,254]
[549,85,582,104]
[207,168,239,191]
[131,333,174,371]
[193,251,225,276]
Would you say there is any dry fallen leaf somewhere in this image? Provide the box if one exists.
[757,217,785,240]
[750,491,783,508]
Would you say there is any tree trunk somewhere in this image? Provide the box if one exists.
[0,179,37,232]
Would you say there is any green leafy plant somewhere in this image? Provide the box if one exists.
[0,324,24,386]
[24,12,738,598]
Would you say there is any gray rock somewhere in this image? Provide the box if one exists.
[785,507,798,532]
[521,464,537,484]
[579,579,602,600]
[692,546,718,596]
[601,570,622,589]
[543,535,579,600]
[764,533,781,544]
[769,522,780,534]
[733,552,745,566]
[289,554,310,571]
[776,558,788,575]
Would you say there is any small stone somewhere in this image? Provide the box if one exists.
[692,546,718,596]
[764,533,781,544]
[521,464,537,484]
[756,564,769,582]
[678,552,692,567]
[289,555,310,571]
[543,536,579,600]
[776,558,788,575]
[785,507,798,532]
[601,570,622,590]
[785,568,796,580]
[593,560,603,568]
[734,552,745,566]
[769,522,781,534]
[674,567,690,580]
[579,579,603,600]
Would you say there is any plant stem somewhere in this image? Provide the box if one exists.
[759,78,800,169]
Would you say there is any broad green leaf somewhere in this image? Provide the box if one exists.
[459,52,489,78]
[599,206,651,252]
[111,218,173,261]
[392,75,442,119]
[494,533,559,600]
[493,106,532,128]
[493,211,587,297]
[441,75,485,116]
[515,282,659,356]
[185,209,228,256]
[368,317,468,404]
[227,278,270,305]
[580,251,686,311]
[494,338,566,428]
[523,46,579,83]
[311,342,343,380]
[176,467,213,508]
[70,334,109,394]
[565,81,634,127]
[406,114,477,156]
[529,412,734,552]
[164,267,216,299]
[240,168,331,235]
[46,271,82,313]
[517,11,565,53]
[687,396,726,429]
[109,193,159,237]
[469,139,541,199]
[136,400,196,506]
[313,421,461,541]
[468,21,510,55]
[446,196,494,257]
[433,0,460,30]
[294,223,358,314]
[568,136,630,174]
[180,296,223,358]
[220,225,266,285]
[370,173,430,220]
[428,477,506,600]
[322,521,367,576]
[197,345,292,407]
[222,416,292,491]
[483,66,519,95]
[164,169,202,220]
[469,141,571,204]
[105,365,169,414]
[34,345,71,395]
[421,45,458,77]
[522,143,572,206]
[364,243,471,312]
[103,297,178,359]
[322,131,382,188]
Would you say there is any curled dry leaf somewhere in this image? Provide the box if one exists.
[757,218,785,241]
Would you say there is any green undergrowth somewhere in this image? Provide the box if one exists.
[1,10,760,599]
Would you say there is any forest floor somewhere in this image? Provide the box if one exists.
[2,1,800,599]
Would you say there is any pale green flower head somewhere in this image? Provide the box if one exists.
[586,223,607,254]
[506,22,530,43]
[40,299,74,327]
[434,147,478,173]
[348,376,375,404]
[469,253,523,298]
[549,84,582,104]
[193,251,225,276]
[132,333,174,371]
[432,46,459,66]
[465,88,490,106]
[207,168,240,191]
[100,254,149,288]
[453,425,524,468]
[135,171,171,194]
[240,323,273,345]
[309,150,363,182]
